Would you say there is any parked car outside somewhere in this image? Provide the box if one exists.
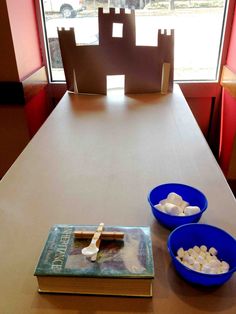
[43,0,85,18]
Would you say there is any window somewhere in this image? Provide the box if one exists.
[39,0,228,82]
[112,23,123,37]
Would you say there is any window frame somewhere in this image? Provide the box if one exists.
[35,0,236,95]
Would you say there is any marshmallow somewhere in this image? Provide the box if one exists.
[160,199,168,205]
[179,200,189,209]
[210,267,219,274]
[164,203,182,216]
[199,251,206,258]
[182,252,190,262]
[184,206,201,216]
[201,264,212,274]
[155,192,201,217]
[205,252,213,262]
[183,254,194,265]
[190,250,198,259]
[154,204,165,212]
[221,261,230,272]
[167,192,183,206]
[183,261,191,268]
[177,247,185,258]
[196,254,205,265]
[193,245,201,253]
[200,245,207,252]
[209,247,217,256]
[188,248,194,255]
[175,245,230,275]
[208,259,220,268]
[193,261,201,271]
[188,256,195,265]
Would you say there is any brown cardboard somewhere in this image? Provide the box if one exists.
[58,8,174,94]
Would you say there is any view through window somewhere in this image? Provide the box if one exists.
[41,0,227,82]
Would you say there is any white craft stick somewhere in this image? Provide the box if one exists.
[161,62,170,94]
[90,223,104,262]
[81,223,104,262]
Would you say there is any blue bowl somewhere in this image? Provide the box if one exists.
[167,223,236,286]
[148,183,208,229]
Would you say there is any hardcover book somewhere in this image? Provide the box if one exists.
[34,224,154,297]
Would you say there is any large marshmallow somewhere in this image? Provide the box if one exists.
[164,203,182,216]
[167,192,183,207]
[184,206,201,216]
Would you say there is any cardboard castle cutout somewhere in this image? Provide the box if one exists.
[58,8,174,94]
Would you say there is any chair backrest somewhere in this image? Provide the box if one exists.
[58,8,174,94]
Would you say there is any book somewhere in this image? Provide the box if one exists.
[34,224,154,297]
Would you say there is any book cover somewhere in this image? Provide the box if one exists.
[34,224,154,280]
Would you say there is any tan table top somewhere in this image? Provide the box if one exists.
[0,85,236,314]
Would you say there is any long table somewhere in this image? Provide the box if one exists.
[0,85,236,314]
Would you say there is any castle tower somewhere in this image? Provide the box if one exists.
[98,8,136,47]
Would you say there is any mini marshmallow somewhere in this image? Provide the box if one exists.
[193,245,201,253]
[188,248,194,255]
[205,252,214,262]
[177,247,185,258]
[175,245,230,275]
[196,254,205,265]
[164,203,182,216]
[216,268,223,274]
[200,245,207,252]
[201,264,212,274]
[221,261,230,272]
[182,252,190,262]
[193,261,201,271]
[208,259,220,268]
[182,261,191,268]
[191,250,199,259]
[210,267,219,274]
[209,247,218,256]
[211,255,218,261]
[199,251,206,258]
[184,206,201,216]
[187,256,195,265]
[188,248,198,259]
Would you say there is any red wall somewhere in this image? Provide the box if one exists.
[219,6,236,176]
[25,87,55,138]
[220,90,236,174]
[226,7,236,72]
[6,0,42,80]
